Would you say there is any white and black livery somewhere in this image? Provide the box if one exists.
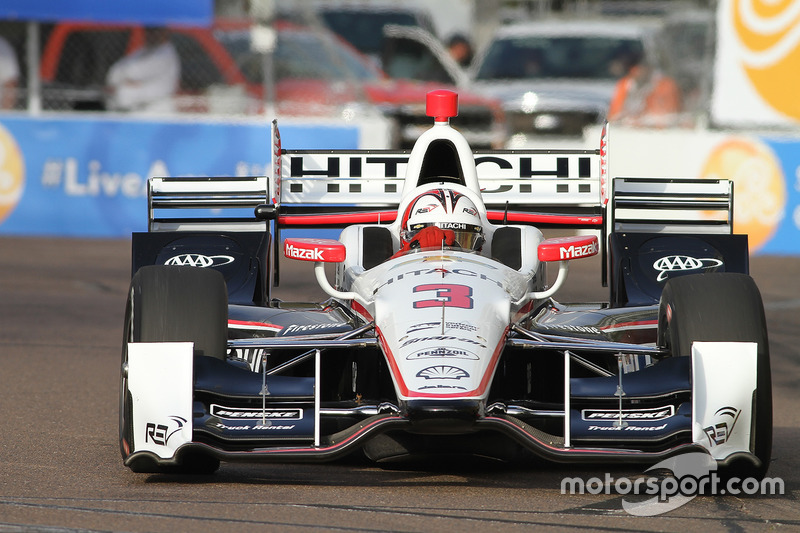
[121,90,771,477]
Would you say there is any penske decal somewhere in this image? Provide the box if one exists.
[582,406,675,422]
[211,405,302,420]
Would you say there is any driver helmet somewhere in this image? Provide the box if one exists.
[400,188,484,251]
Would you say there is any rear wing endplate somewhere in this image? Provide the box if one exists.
[147,176,270,232]
[609,177,733,234]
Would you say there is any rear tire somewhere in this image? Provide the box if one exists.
[120,266,228,474]
[657,273,772,479]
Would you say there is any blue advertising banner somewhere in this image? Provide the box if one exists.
[759,137,800,255]
[1,115,798,254]
[0,0,212,27]
[0,116,358,238]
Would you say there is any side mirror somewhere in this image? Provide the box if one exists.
[283,238,367,306]
[283,238,346,263]
[527,234,599,301]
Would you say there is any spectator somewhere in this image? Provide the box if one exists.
[447,34,473,68]
[0,36,19,109]
[608,52,682,127]
[105,27,180,112]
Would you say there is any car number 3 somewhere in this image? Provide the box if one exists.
[412,284,474,309]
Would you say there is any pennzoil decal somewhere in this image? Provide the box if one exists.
[211,405,303,420]
[407,347,479,360]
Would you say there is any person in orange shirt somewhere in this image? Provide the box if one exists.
[608,53,682,127]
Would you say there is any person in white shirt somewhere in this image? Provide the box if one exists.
[0,36,20,109]
[105,27,181,113]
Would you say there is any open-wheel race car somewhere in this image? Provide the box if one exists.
[120,90,771,478]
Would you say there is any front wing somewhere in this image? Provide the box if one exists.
[124,331,762,471]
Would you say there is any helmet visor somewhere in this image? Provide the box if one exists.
[437,222,483,251]
[452,227,483,251]
[402,222,484,251]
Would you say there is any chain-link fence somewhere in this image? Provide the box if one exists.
[0,1,717,146]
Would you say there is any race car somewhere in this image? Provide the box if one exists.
[120,90,771,478]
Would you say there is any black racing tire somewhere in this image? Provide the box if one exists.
[119,265,228,474]
[657,273,772,479]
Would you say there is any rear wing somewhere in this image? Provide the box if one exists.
[147,176,270,232]
[610,177,733,234]
[142,121,736,289]
[277,149,604,228]
[143,121,734,235]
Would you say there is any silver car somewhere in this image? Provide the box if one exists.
[470,20,662,147]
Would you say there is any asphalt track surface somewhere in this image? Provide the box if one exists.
[1,236,798,532]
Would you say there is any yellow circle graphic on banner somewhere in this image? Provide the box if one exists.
[733,0,800,119]
[0,124,25,224]
[700,138,785,252]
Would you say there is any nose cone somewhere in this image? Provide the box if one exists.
[426,90,459,123]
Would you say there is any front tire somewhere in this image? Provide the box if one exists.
[658,273,772,478]
[120,266,227,474]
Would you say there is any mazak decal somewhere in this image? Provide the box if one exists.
[559,241,598,260]
[164,254,234,268]
[211,405,302,420]
[703,406,741,447]
[285,243,324,261]
[416,365,469,380]
[582,406,675,422]
[653,255,724,281]
[407,347,479,360]
[144,415,186,447]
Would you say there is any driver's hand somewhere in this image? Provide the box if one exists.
[408,226,456,250]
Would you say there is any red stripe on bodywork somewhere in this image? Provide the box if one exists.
[349,300,373,323]
[598,319,657,332]
[486,211,602,225]
[228,319,282,331]
[279,211,398,226]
